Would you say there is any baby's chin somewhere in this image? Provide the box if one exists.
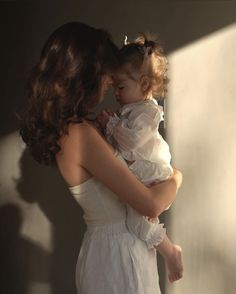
[115,97,122,105]
[116,99,125,106]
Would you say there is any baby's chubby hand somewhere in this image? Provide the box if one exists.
[97,109,116,129]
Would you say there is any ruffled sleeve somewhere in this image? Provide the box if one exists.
[106,113,120,145]
[111,101,163,161]
[126,206,166,249]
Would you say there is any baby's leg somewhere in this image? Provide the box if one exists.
[155,235,183,283]
[126,205,183,282]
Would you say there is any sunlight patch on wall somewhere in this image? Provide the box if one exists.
[165,23,236,294]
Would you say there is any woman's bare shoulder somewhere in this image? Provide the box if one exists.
[60,121,98,145]
[60,121,113,159]
[56,122,95,186]
[67,121,95,135]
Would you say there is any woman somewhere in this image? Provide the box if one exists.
[20,22,182,294]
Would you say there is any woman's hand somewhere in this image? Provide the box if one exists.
[171,168,183,191]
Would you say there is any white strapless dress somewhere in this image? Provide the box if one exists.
[69,156,161,294]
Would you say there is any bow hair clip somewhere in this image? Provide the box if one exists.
[124,35,129,45]
[144,39,153,55]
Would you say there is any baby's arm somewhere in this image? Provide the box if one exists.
[106,103,163,162]
[112,112,157,154]
[126,204,166,249]
[97,109,117,129]
[97,109,120,143]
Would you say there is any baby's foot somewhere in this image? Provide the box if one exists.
[165,244,183,283]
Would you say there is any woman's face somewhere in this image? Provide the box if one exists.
[99,74,113,101]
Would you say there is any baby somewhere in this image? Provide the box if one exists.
[98,34,183,283]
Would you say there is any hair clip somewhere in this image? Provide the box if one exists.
[124,35,128,45]
[143,39,153,56]
[144,46,152,56]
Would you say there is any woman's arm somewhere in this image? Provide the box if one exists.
[65,123,182,218]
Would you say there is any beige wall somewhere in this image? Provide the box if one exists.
[167,23,236,294]
[0,1,236,294]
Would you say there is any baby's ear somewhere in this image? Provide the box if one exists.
[140,75,150,92]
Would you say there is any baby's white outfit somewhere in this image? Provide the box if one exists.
[106,98,173,248]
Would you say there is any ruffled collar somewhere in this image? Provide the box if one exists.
[120,98,162,115]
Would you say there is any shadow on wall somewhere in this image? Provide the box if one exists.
[9,148,86,294]
[0,203,49,294]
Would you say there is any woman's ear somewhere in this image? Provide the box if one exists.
[140,75,150,92]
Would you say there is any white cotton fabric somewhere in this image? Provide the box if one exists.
[106,98,173,184]
[69,154,162,294]
[126,207,166,250]
[106,99,173,249]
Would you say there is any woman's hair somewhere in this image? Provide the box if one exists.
[20,22,119,166]
[118,33,168,98]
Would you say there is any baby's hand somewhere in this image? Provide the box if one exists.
[97,109,115,129]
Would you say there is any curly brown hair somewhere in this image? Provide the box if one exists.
[119,33,168,98]
[20,22,118,166]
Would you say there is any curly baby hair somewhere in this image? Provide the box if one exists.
[20,22,119,166]
[119,33,169,99]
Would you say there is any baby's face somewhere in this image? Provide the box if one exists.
[113,71,145,106]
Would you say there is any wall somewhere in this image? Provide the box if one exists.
[167,23,236,294]
[0,1,235,294]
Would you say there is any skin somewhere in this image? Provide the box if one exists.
[112,63,152,105]
[56,74,182,218]
[113,72,145,105]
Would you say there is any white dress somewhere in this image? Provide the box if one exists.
[69,154,162,294]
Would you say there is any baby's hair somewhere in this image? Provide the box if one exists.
[119,33,168,99]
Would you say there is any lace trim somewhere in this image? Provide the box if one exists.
[145,222,166,249]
